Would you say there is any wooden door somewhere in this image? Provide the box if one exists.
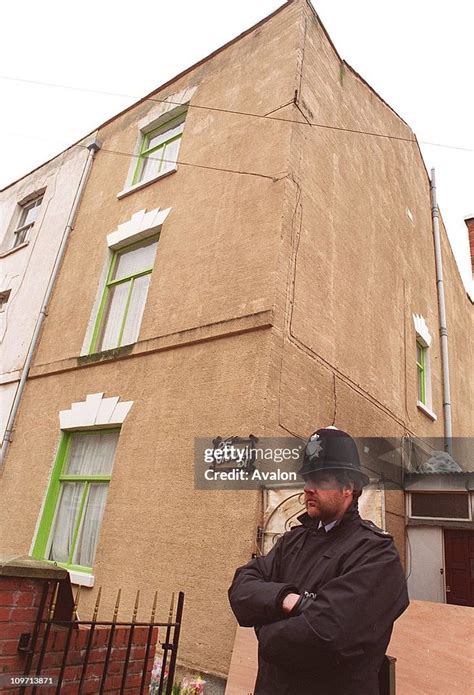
[444,529,474,606]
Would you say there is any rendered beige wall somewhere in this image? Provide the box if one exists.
[0,1,302,678]
[277,3,444,435]
[1,331,271,676]
[0,0,471,680]
[31,3,300,368]
[264,2,472,451]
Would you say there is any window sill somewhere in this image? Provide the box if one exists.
[32,559,95,587]
[68,569,95,587]
[78,343,134,364]
[0,241,29,257]
[117,166,177,199]
[408,518,473,530]
[417,401,437,421]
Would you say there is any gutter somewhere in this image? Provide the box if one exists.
[430,168,453,453]
[0,139,101,472]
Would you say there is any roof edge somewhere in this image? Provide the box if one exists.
[302,1,411,129]
[94,1,292,132]
[1,1,293,192]
[0,131,98,193]
[342,60,411,130]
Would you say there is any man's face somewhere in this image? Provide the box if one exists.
[303,472,353,522]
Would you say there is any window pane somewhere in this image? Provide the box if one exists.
[417,376,425,402]
[20,198,42,226]
[24,202,40,225]
[113,238,158,280]
[411,493,469,519]
[72,484,109,567]
[14,228,30,247]
[139,148,163,182]
[121,274,151,345]
[417,364,425,402]
[48,482,84,563]
[416,341,426,402]
[65,431,119,476]
[162,137,181,172]
[97,281,130,351]
[147,120,184,150]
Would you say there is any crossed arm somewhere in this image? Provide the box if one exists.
[228,535,409,666]
[228,537,300,626]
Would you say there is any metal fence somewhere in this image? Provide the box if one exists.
[18,580,184,695]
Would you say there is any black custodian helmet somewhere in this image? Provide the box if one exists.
[298,426,370,487]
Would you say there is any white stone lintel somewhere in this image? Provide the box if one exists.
[106,207,171,250]
[60,393,133,430]
[412,314,432,346]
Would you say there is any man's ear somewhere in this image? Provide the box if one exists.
[343,481,355,498]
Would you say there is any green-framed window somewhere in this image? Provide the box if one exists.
[416,340,427,404]
[133,111,186,185]
[90,236,159,353]
[32,430,119,573]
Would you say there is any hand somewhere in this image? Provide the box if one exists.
[282,593,301,614]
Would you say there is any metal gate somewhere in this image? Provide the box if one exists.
[18,579,184,694]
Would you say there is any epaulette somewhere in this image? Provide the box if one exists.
[359,518,392,537]
[289,522,306,532]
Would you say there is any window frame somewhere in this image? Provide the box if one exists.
[132,111,186,186]
[412,313,436,419]
[89,235,158,354]
[416,339,427,404]
[408,491,472,521]
[12,195,43,247]
[31,429,120,573]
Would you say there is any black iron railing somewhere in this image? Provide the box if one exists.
[18,581,184,695]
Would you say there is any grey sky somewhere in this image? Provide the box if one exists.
[1,0,472,293]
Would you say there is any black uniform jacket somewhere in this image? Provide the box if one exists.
[228,505,409,695]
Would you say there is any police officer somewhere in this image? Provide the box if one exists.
[228,427,409,695]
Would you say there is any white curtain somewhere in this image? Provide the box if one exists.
[162,138,179,172]
[72,484,109,567]
[114,238,157,280]
[121,274,151,345]
[141,148,163,181]
[66,431,118,475]
[147,121,184,151]
[98,281,129,351]
[48,483,83,563]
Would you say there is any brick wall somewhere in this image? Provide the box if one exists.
[0,574,158,694]
[0,576,51,678]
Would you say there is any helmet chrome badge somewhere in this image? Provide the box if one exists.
[306,433,323,460]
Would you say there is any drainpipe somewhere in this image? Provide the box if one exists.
[0,139,101,471]
[430,168,452,453]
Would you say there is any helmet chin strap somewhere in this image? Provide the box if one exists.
[348,496,360,512]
